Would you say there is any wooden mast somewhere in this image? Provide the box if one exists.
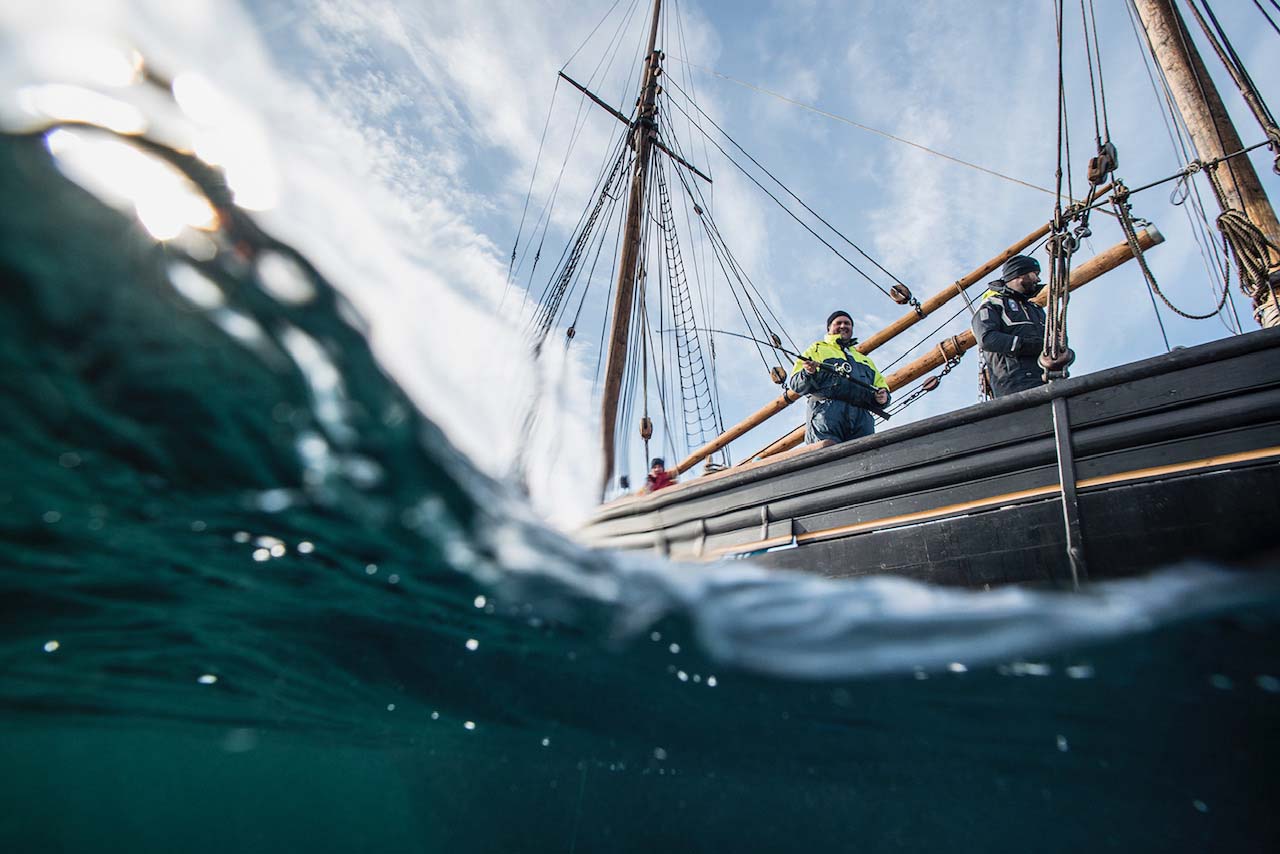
[1132,0,1280,327]
[599,0,664,494]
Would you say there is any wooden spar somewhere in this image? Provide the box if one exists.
[884,228,1166,388]
[669,211,1104,474]
[598,0,664,493]
[750,228,1166,461]
[859,183,1112,355]
[1132,0,1280,327]
[673,390,799,475]
[858,222,1047,354]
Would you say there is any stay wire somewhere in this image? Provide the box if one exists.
[561,0,630,73]
[1125,0,1238,334]
[1079,0,1103,149]
[1087,0,1112,142]
[503,76,561,311]
[661,85,897,301]
[659,99,799,359]
[1254,0,1280,38]
[664,76,914,299]
[665,55,1057,196]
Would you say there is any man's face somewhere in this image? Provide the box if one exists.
[828,316,853,339]
[1007,271,1040,294]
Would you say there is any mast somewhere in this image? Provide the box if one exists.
[1132,0,1280,327]
[599,0,664,493]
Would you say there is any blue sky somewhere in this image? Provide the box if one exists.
[4,0,1279,522]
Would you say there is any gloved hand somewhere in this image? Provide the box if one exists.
[1017,334,1044,356]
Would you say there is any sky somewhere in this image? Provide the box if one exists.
[3,0,1279,525]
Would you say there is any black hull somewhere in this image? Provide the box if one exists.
[581,328,1280,586]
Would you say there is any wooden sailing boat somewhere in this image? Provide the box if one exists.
[520,0,1280,586]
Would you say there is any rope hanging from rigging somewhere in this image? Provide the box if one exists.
[1185,0,1280,176]
[1199,162,1280,324]
[1113,181,1228,322]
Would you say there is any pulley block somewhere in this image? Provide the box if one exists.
[1087,142,1118,185]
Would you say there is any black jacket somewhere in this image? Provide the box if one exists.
[786,335,890,443]
[971,284,1047,397]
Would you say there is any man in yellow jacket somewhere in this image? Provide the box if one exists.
[787,310,890,443]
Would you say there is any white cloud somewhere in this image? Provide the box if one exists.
[7,0,1277,517]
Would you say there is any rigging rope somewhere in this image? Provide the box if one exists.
[666,56,1058,196]
[664,76,920,311]
[1113,182,1224,326]
[1185,0,1280,175]
[1254,0,1280,38]
[661,84,908,305]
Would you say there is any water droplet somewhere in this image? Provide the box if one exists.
[677,671,688,682]
[43,640,59,653]
[1065,664,1095,679]
[465,639,479,651]
[948,662,968,673]
[1256,675,1279,693]
[255,490,292,513]
[42,511,61,523]
[1209,674,1233,691]
[255,251,315,304]
[650,631,662,642]
[365,564,378,575]
[463,721,476,731]
[388,574,400,585]
[233,531,250,543]
[430,711,439,720]
[386,703,396,712]
[474,595,487,609]
[221,728,257,753]
[706,676,717,687]
[252,548,270,562]
[541,738,550,747]
[668,643,681,654]
[197,674,218,685]
[1193,800,1209,813]
[59,452,81,468]
[190,520,207,532]
[1056,735,1069,752]
[297,541,315,554]
[653,747,668,761]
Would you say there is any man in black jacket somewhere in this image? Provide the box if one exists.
[971,254,1052,397]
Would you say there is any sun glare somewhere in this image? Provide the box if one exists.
[45,128,218,241]
[173,72,279,211]
[18,84,147,135]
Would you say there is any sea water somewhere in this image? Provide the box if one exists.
[2,16,1279,854]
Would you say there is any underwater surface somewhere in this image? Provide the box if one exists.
[1,36,1279,854]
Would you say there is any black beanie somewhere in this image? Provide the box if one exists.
[650,458,665,468]
[1001,255,1041,280]
[826,310,853,330]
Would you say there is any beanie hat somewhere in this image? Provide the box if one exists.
[826,310,853,330]
[650,458,665,468]
[1001,255,1041,280]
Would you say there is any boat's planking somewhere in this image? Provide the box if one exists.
[581,326,1280,585]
